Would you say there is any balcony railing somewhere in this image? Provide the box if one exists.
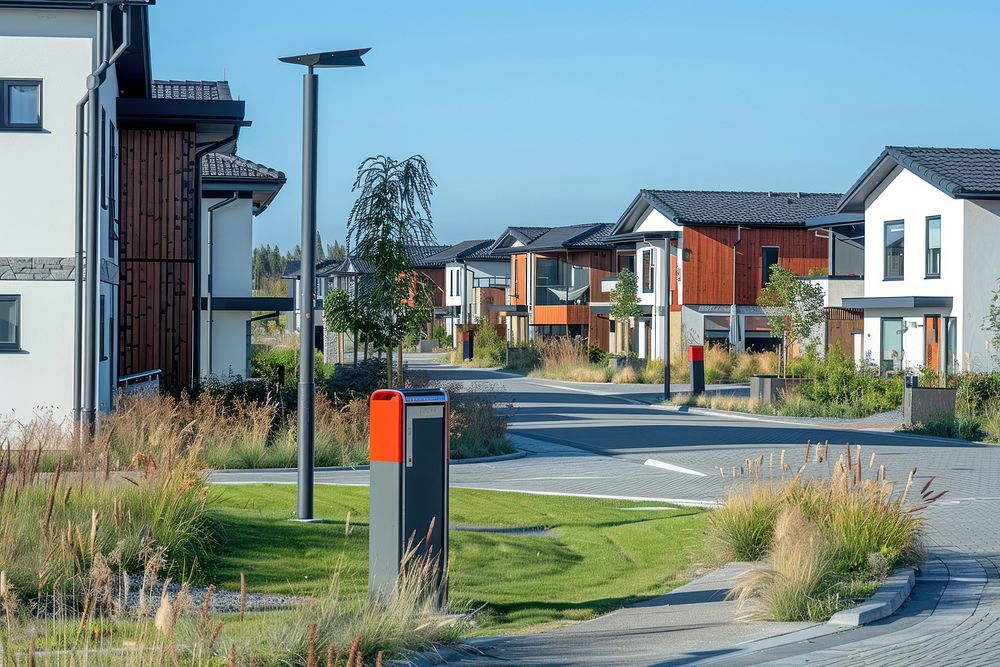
[474,276,511,289]
[535,284,590,306]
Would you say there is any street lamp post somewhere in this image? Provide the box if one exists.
[663,241,672,402]
[280,48,369,521]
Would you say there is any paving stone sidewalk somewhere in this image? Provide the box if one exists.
[426,563,820,667]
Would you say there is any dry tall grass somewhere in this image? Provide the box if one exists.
[0,428,210,606]
[529,338,611,383]
[0,535,464,665]
[729,507,838,621]
[714,442,945,621]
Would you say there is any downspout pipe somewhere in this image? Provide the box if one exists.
[82,4,130,432]
[730,224,742,352]
[206,196,238,377]
[73,96,86,423]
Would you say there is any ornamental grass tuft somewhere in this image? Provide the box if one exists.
[714,441,945,621]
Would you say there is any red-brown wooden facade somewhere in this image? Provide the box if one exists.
[118,128,198,393]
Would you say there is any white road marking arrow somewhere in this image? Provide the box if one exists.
[643,458,707,477]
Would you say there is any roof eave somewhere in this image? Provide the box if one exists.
[805,213,866,229]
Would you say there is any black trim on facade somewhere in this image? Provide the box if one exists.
[200,296,294,311]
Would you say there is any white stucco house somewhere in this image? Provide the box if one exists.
[0,0,149,424]
[420,239,511,340]
[835,146,1000,373]
[200,153,288,379]
[0,2,286,428]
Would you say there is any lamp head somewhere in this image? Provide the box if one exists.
[279,48,370,68]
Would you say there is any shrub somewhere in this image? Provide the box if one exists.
[982,404,1000,443]
[588,346,609,367]
[251,345,331,389]
[471,321,506,368]
[957,372,1000,415]
[504,344,541,374]
[449,389,512,459]
[326,359,385,399]
[432,324,453,349]
[798,349,903,417]
[785,349,824,379]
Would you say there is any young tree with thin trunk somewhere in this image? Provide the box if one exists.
[985,278,1000,368]
[609,269,642,356]
[346,155,436,387]
[758,264,826,377]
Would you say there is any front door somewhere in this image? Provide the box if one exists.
[924,315,941,370]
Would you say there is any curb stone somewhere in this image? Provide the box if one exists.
[828,566,916,626]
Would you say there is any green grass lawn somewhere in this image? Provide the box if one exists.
[204,484,712,633]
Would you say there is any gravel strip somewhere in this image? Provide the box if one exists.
[124,582,299,615]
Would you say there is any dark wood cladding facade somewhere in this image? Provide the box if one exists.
[524,249,614,351]
[118,129,198,393]
[682,226,827,305]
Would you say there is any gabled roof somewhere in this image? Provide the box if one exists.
[492,223,614,254]
[202,154,286,214]
[309,245,450,278]
[202,153,284,181]
[419,239,500,264]
[282,260,301,279]
[838,146,1000,213]
[408,245,452,268]
[152,80,232,101]
[614,190,841,236]
[282,258,341,280]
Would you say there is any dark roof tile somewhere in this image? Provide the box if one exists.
[641,190,841,227]
[152,80,232,101]
[202,153,285,181]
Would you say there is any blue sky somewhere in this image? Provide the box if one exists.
[151,0,1000,250]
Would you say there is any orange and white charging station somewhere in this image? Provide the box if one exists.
[368,388,450,601]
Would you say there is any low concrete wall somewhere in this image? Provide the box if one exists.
[609,357,645,372]
[904,387,957,425]
[418,339,440,353]
[750,376,809,404]
[506,346,535,369]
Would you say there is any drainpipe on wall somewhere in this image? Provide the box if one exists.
[730,224,742,352]
[73,96,86,423]
[206,196,238,378]
[81,4,130,432]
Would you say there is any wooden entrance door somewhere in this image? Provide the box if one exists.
[924,315,941,370]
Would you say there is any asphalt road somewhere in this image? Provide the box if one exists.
[214,359,1000,665]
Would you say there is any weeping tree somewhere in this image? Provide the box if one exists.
[346,155,437,387]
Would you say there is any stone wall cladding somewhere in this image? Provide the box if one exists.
[0,257,76,281]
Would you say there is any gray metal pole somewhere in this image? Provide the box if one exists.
[297,67,319,520]
[663,244,671,402]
